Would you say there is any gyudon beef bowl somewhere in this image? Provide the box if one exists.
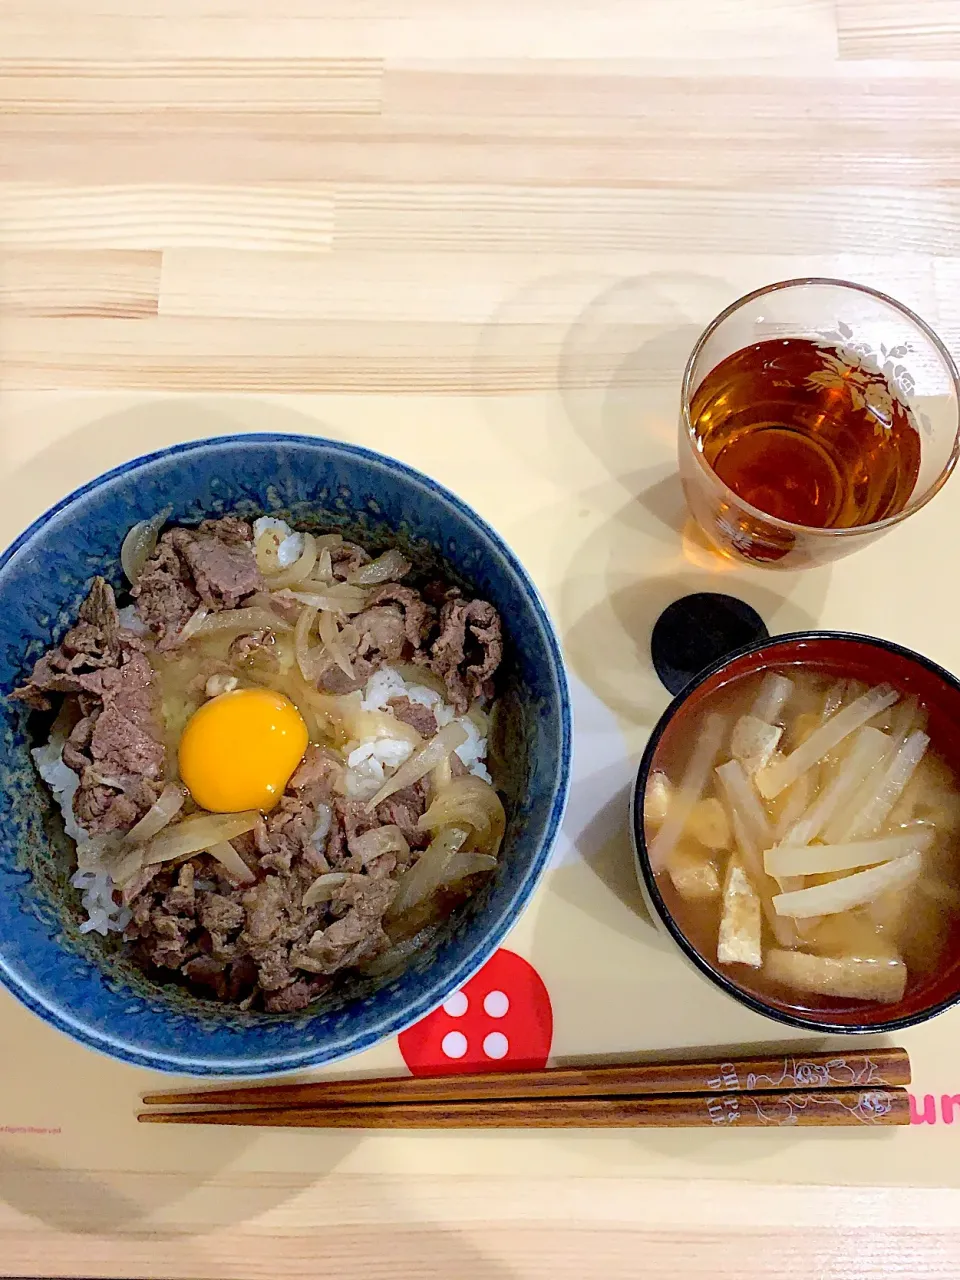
[0,434,571,1075]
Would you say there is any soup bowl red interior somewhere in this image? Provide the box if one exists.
[631,631,960,1034]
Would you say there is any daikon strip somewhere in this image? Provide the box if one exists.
[782,726,889,847]
[764,829,934,878]
[772,849,922,918]
[715,759,773,850]
[773,773,812,841]
[756,684,898,799]
[824,733,910,843]
[717,859,762,968]
[730,714,783,777]
[647,713,726,871]
[749,673,794,725]
[764,949,907,1004]
[882,695,926,743]
[839,730,930,841]
[820,680,846,724]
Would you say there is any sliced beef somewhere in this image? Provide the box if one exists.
[320,583,433,694]
[241,878,287,948]
[353,607,406,664]
[133,518,261,647]
[126,786,416,1005]
[295,873,396,975]
[335,872,397,918]
[388,696,437,738]
[227,954,259,1003]
[365,584,433,651]
[425,596,503,713]
[257,791,331,875]
[131,871,314,1000]
[75,785,139,834]
[132,540,201,649]
[316,658,375,696]
[376,783,430,852]
[199,893,245,935]
[89,703,163,780]
[14,578,167,837]
[164,864,196,917]
[335,798,379,853]
[60,577,122,670]
[295,913,387,975]
[326,815,347,867]
[364,852,398,880]
[12,577,131,710]
[182,955,228,1000]
[330,541,371,581]
[10,656,85,711]
[145,910,196,970]
[87,650,157,733]
[264,977,326,1014]
[198,516,254,547]
[334,786,429,862]
[168,525,262,611]
[66,650,164,835]
[288,745,342,805]
[254,944,297,991]
[62,715,95,774]
[121,863,161,906]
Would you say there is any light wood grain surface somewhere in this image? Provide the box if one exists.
[4,1,960,1276]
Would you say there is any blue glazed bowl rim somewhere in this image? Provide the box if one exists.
[0,432,573,1075]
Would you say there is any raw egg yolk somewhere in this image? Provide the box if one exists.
[178,688,308,813]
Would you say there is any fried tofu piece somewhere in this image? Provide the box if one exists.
[684,797,731,850]
[764,949,907,1004]
[643,771,673,829]
[666,842,721,901]
[717,858,762,968]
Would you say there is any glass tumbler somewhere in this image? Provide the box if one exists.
[679,278,960,568]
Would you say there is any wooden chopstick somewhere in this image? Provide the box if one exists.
[141,1046,909,1109]
[138,1087,910,1129]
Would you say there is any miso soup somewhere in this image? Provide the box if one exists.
[645,668,960,1015]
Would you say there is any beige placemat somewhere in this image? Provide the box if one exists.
[0,389,955,1193]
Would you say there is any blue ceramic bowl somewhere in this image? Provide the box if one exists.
[0,434,571,1075]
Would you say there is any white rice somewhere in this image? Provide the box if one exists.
[252,517,304,568]
[117,604,149,636]
[344,738,417,799]
[31,740,86,843]
[32,737,129,937]
[348,666,493,794]
[70,868,131,936]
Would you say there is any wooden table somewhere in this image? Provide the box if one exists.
[4,1,960,1275]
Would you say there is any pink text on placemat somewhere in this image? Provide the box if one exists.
[908,1093,960,1125]
[0,1124,61,1136]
